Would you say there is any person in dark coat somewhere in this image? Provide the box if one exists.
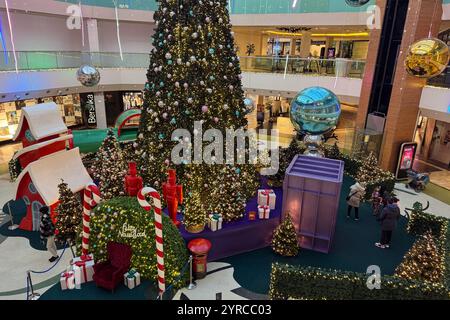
[375,198,401,249]
[39,206,59,262]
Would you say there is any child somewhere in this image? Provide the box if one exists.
[39,206,59,263]
[371,186,383,217]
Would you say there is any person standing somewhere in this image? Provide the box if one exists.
[346,182,365,221]
[375,198,401,249]
[39,206,59,263]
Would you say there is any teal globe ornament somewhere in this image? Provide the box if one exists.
[345,0,370,7]
[243,97,255,115]
[290,87,341,157]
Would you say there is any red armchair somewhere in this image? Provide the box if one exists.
[93,242,132,292]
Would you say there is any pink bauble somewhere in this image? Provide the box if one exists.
[202,105,209,113]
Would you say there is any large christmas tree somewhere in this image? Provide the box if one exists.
[136,0,259,227]
[92,129,127,200]
[55,180,83,245]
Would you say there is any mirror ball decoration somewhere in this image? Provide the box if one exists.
[345,0,370,6]
[405,38,449,79]
[290,86,341,157]
[243,97,255,115]
[76,65,101,87]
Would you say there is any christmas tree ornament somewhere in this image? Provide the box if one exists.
[290,86,341,157]
[77,65,100,87]
[405,38,449,78]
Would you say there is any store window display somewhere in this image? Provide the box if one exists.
[0,94,84,142]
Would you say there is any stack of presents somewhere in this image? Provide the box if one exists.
[206,188,277,231]
[60,252,141,291]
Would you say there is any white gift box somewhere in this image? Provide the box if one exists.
[258,205,271,219]
[60,271,76,290]
[257,189,276,210]
[208,214,223,232]
[71,254,95,289]
[124,269,141,289]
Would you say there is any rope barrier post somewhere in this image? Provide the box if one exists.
[26,271,40,300]
[6,202,19,230]
[187,255,196,290]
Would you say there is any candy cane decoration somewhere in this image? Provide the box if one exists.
[137,187,165,297]
[82,183,101,255]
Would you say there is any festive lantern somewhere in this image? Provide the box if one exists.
[405,38,449,78]
[76,65,101,87]
[345,0,370,6]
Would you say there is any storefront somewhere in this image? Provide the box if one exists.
[0,94,84,143]
[415,115,450,170]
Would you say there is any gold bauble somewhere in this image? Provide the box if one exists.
[405,38,449,78]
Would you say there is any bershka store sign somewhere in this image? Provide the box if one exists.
[80,93,97,127]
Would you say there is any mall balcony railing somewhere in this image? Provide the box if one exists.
[0,51,367,79]
[426,65,450,88]
[239,56,366,79]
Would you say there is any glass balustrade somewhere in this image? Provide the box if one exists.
[0,51,369,79]
[56,0,376,13]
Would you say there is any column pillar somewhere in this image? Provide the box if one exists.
[355,0,387,130]
[324,37,333,57]
[290,38,297,55]
[379,0,443,171]
[86,18,107,129]
[94,92,107,129]
[299,32,311,58]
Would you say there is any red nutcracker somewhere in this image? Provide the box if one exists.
[162,169,183,227]
[124,162,143,197]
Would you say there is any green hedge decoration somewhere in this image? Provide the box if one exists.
[85,197,189,288]
[269,263,449,300]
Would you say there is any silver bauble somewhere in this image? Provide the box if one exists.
[76,65,100,87]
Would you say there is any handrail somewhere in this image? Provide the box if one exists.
[0,51,371,78]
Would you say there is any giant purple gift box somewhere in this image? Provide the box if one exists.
[282,155,344,253]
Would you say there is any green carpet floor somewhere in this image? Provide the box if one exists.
[220,176,416,295]
[39,280,160,300]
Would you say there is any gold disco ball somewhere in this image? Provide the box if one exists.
[405,38,449,78]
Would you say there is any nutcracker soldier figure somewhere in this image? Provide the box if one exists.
[162,169,183,227]
[124,162,143,197]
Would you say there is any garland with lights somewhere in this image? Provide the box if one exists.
[91,129,127,200]
[81,197,189,287]
[54,179,83,245]
[136,0,259,227]
[269,263,449,300]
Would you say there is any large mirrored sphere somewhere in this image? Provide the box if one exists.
[243,97,255,114]
[289,87,341,136]
[77,65,101,87]
[405,38,449,78]
[345,0,370,6]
